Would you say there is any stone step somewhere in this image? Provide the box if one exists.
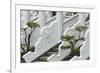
[39,56,48,61]
[46,52,57,56]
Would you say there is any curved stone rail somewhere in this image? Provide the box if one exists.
[47,20,89,61]
[71,30,90,60]
[47,21,80,61]
[63,14,79,32]
[23,21,60,62]
[22,14,80,62]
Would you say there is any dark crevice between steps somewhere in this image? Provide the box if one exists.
[86,56,90,60]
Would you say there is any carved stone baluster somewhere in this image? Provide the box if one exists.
[39,11,46,28]
[47,11,52,19]
[29,10,38,21]
[56,11,63,41]
[21,10,30,28]
[20,10,30,52]
[79,13,87,37]
[79,13,86,26]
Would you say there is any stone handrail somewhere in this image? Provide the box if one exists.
[23,21,60,62]
[47,21,89,61]
[45,15,71,26]
[22,14,82,62]
[63,14,79,32]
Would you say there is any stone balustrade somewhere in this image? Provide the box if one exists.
[20,10,90,62]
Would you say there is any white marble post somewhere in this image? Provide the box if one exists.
[79,13,86,26]
[21,10,30,28]
[85,13,89,18]
[56,12,63,40]
[39,11,46,28]
[47,11,52,19]
[63,12,68,17]
[29,11,38,21]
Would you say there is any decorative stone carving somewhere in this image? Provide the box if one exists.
[71,30,90,60]
[21,11,90,62]
[48,17,89,61]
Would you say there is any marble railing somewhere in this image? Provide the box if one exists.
[23,20,60,62]
[22,14,78,62]
[22,11,89,62]
[47,21,89,61]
